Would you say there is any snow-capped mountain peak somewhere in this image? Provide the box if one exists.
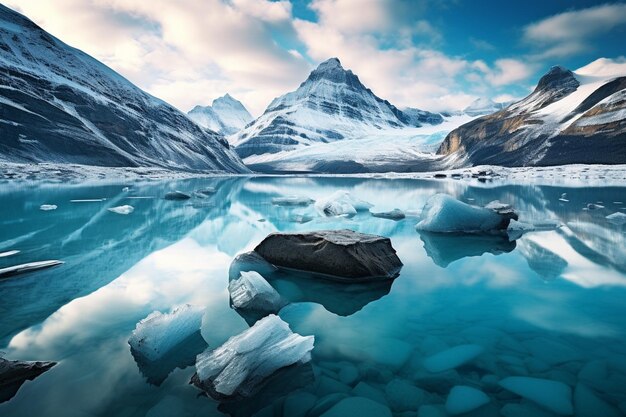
[188,94,253,136]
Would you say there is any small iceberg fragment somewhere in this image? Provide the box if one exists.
[107,205,134,215]
[228,271,285,313]
[70,198,106,203]
[606,212,626,225]
[314,191,372,217]
[129,304,204,362]
[0,250,20,258]
[0,260,64,279]
[191,314,314,398]
[370,208,405,221]
[416,194,516,234]
[423,344,484,373]
[0,358,57,404]
[39,204,57,211]
[445,386,490,415]
[122,186,131,192]
[559,192,569,202]
[253,229,403,281]
[499,376,573,415]
[164,191,191,200]
[586,203,604,210]
[288,214,314,224]
[271,196,315,207]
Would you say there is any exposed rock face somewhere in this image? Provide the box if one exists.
[253,229,403,281]
[0,5,247,173]
[0,358,56,403]
[438,60,626,166]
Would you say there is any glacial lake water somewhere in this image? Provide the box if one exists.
[1,176,626,417]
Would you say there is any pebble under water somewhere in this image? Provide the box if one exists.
[1,176,626,417]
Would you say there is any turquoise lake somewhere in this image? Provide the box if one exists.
[1,176,626,417]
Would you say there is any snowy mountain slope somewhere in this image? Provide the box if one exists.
[244,114,475,173]
[438,58,626,166]
[463,98,510,116]
[188,94,253,135]
[231,58,443,160]
[0,5,248,173]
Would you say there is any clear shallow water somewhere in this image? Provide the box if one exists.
[0,176,626,417]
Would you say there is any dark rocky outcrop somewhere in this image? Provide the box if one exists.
[0,358,56,403]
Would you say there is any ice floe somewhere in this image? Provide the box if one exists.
[107,205,134,215]
[192,314,314,398]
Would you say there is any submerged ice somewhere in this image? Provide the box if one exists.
[228,271,285,313]
[314,191,372,217]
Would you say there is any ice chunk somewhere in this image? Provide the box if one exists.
[445,386,490,415]
[507,219,536,240]
[499,376,573,415]
[271,196,315,207]
[606,212,626,225]
[107,205,134,215]
[423,344,484,372]
[370,208,405,221]
[559,193,569,203]
[416,194,513,233]
[192,314,314,398]
[320,397,392,417]
[164,191,191,200]
[0,250,19,258]
[0,260,64,279]
[228,271,285,313]
[315,191,372,216]
[122,186,131,192]
[39,204,57,211]
[70,199,106,202]
[128,304,204,362]
[586,203,604,210]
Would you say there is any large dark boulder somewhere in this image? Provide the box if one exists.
[0,358,56,403]
[253,229,403,281]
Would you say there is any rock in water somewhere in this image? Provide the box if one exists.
[0,260,64,279]
[108,205,134,215]
[416,194,516,233]
[164,191,191,201]
[423,344,484,372]
[128,304,204,362]
[315,191,372,216]
[445,386,490,415]
[228,271,285,313]
[271,196,315,207]
[499,376,573,415]
[253,229,403,281]
[192,314,314,398]
[371,209,406,221]
[0,358,56,403]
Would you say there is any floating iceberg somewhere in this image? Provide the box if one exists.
[128,304,204,362]
[107,205,134,215]
[271,196,315,207]
[0,260,64,279]
[228,271,285,313]
[315,191,372,216]
[164,191,191,200]
[370,208,405,220]
[192,314,314,398]
[416,194,515,234]
[39,204,57,211]
[606,212,626,225]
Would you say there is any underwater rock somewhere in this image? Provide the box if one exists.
[319,396,392,417]
[445,385,490,415]
[499,376,573,415]
[416,194,516,234]
[164,191,191,200]
[228,271,285,314]
[253,229,403,281]
[0,358,56,403]
[191,314,314,398]
[0,260,64,279]
[107,205,134,215]
[574,382,621,417]
[314,191,372,217]
[128,304,204,362]
[423,344,484,373]
[271,196,315,207]
[370,208,406,221]
[419,232,516,267]
[385,378,425,411]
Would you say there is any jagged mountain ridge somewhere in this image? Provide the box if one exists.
[231,58,443,160]
[0,5,248,173]
[438,59,626,166]
[188,94,253,135]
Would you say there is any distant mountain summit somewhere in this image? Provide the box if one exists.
[463,98,509,117]
[188,94,253,135]
[231,57,443,160]
[0,5,247,173]
[438,58,626,166]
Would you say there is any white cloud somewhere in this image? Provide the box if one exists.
[485,59,534,86]
[524,3,626,58]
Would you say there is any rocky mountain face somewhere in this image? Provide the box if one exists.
[438,59,626,166]
[0,5,248,173]
[188,94,253,135]
[231,58,443,160]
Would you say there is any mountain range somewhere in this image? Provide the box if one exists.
[0,5,247,173]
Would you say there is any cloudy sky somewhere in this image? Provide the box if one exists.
[7,0,626,115]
